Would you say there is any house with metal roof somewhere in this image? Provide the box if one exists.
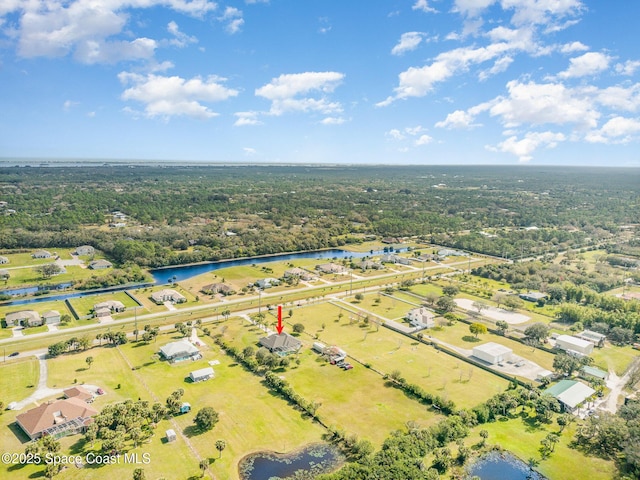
[545,379,595,412]
[472,342,513,365]
[160,339,201,363]
[576,330,606,348]
[189,367,215,383]
[555,335,594,356]
[581,365,609,382]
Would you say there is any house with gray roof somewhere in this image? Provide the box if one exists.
[160,339,201,363]
[259,332,302,355]
[41,310,61,324]
[88,259,112,270]
[0,255,8,264]
[75,245,95,256]
[316,263,347,274]
[6,310,41,327]
[93,300,125,318]
[32,250,52,259]
[0,269,9,280]
[201,283,235,296]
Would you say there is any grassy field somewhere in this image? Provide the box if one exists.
[465,411,616,480]
[343,291,417,321]
[68,291,140,318]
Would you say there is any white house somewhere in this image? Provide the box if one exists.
[160,339,201,363]
[406,307,435,329]
[32,250,52,259]
[0,255,8,264]
[576,330,606,348]
[316,263,347,274]
[189,367,215,383]
[472,342,513,365]
[555,335,594,356]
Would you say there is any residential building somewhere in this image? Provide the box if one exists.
[472,342,513,365]
[316,263,347,274]
[16,398,97,440]
[160,339,201,363]
[151,289,186,304]
[255,278,280,289]
[358,260,383,270]
[0,255,8,264]
[545,380,595,412]
[88,259,112,270]
[6,310,41,327]
[406,307,435,329]
[284,267,315,281]
[519,292,548,302]
[0,269,9,280]
[201,283,235,296]
[75,245,95,256]
[32,250,52,259]
[93,300,125,318]
[259,332,302,354]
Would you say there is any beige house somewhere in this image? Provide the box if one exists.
[41,310,61,324]
[32,250,52,259]
[93,300,125,318]
[6,310,41,327]
[201,283,235,296]
[316,262,348,274]
[151,289,186,304]
[88,259,112,270]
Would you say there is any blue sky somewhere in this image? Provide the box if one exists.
[1,0,639,165]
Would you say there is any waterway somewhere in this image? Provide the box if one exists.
[0,247,404,307]
[467,451,546,480]
[238,443,342,480]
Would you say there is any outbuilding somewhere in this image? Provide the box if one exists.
[189,367,215,383]
[472,342,513,365]
[555,335,594,356]
[166,429,177,442]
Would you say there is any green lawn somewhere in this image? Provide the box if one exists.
[344,291,417,321]
[591,344,638,376]
[466,412,616,480]
[68,291,140,318]
[0,356,40,399]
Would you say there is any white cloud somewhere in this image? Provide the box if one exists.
[586,116,640,144]
[118,72,238,120]
[378,42,514,105]
[489,80,600,129]
[9,0,217,63]
[560,41,589,53]
[436,109,479,129]
[167,21,197,47]
[219,7,244,34]
[453,0,497,17]
[412,0,437,13]
[386,129,405,140]
[490,131,565,162]
[392,32,425,56]
[593,84,640,112]
[615,60,640,76]
[415,134,433,145]
[63,100,79,111]
[243,147,257,155]
[558,51,611,79]
[502,0,584,27]
[255,72,345,116]
[478,55,513,80]
[234,111,263,126]
[321,117,345,125]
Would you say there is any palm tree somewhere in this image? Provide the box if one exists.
[199,459,208,477]
[215,439,226,458]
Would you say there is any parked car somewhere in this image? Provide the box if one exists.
[344,364,353,370]
[96,388,104,395]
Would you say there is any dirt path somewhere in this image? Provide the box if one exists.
[603,358,640,414]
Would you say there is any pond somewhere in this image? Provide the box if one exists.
[238,443,342,480]
[467,451,546,480]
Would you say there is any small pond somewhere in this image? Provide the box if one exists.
[467,451,546,480]
[239,443,342,480]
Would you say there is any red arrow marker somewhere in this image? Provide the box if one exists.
[277,305,284,334]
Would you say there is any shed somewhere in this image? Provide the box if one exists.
[472,342,513,365]
[180,402,191,414]
[312,342,327,354]
[555,335,594,356]
[576,330,606,348]
[581,365,608,382]
[189,367,215,383]
[166,429,177,442]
